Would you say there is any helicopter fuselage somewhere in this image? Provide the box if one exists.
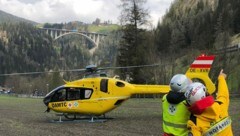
[43,54,216,117]
[43,77,170,115]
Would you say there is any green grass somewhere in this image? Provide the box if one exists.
[0,95,45,115]
[0,95,239,135]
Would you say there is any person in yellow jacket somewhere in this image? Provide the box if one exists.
[162,74,192,136]
[184,69,233,136]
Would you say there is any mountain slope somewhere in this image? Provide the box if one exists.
[155,0,240,93]
[0,10,37,24]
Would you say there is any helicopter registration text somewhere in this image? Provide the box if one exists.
[52,102,67,108]
[190,68,209,73]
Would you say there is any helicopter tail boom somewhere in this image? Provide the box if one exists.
[131,85,170,94]
[130,54,216,95]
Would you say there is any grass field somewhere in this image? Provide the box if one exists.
[0,95,239,136]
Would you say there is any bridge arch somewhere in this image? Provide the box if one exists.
[39,28,107,54]
[54,32,97,48]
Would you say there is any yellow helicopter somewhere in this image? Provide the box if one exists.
[41,54,216,121]
[0,54,216,122]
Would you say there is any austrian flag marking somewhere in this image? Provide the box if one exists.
[190,55,215,68]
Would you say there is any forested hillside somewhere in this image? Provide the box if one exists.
[0,23,56,73]
[0,22,92,93]
[154,0,240,93]
[155,0,240,52]
[0,10,36,24]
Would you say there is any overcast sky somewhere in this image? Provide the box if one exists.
[0,0,174,26]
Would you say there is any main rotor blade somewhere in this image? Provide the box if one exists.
[98,64,161,70]
[0,68,86,76]
[0,63,165,76]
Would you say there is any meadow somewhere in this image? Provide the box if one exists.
[0,95,239,136]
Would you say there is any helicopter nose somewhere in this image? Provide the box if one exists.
[43,96,50,106]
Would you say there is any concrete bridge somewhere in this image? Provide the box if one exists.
[39,28,107,54]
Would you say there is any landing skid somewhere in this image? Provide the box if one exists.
[50,113,113,123]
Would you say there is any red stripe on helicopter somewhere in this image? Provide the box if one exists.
[190,55,215,68]
[195,55,215,61]
[190,64,212,68]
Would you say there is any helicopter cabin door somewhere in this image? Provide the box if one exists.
[100,78,116,96]
[100,79,109,94]
[47,87,93,113]
[65,88,93,111]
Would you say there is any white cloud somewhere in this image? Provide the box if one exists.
[0,0,174,26]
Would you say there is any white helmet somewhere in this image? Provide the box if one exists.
[170,74,191,92]
[184,82,207,105]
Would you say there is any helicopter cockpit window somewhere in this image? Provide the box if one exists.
[100,79,108,93]
[51,89,66,102]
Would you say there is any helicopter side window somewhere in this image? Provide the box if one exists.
[116,81,125,87]
[84,89,92,98]
[51,89,66,102]
[100,79,108,93]
[67,88,80,101]
[80,89,93,99]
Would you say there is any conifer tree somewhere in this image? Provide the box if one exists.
[117,0,150,83]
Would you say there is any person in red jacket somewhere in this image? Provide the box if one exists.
[184,69,233,136]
